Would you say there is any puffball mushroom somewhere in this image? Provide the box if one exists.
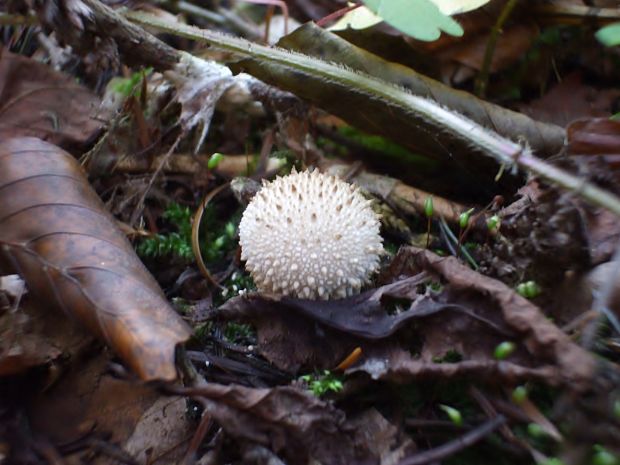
[239,169,383,300]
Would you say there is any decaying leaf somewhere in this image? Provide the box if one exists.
[0,137,191,381]
[519,73,620,128]
[175,382,415,465]
[0,49,107,149]
[0,305,62,377]
[218,247,598,390]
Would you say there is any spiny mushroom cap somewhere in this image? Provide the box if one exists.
[239,169,383,300]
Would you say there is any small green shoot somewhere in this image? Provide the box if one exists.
[527,423,546,439]
[459,208,474,230]
[494,341,516,360]
[424,196,434,218]
[516,281,542,299]
[512,385,528,404]
[439,404,463,426]
[457,207,474,259]
[424,195,433,248]
[111,67,153,97]
[487,214,501,235]
[208,152,225,170]
[300,370,344,397]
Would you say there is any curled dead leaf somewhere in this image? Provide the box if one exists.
[217,247,598,390]
[170,383,414,465]
[0,137,191,381]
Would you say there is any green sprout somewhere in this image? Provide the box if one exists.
[527,423,546,439]
[424,195,433,249]
[487,214,501,234]
[512,385,528,404]
[459,208,474,230]
[516,281,542,299]
[300,370,344,397]
[111,67,153,97]
[494,341,516,360]
[439,404,463,426]
[208,152,225,170]
[424,196,434,218]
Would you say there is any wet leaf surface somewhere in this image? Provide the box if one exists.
[0,137,191,381]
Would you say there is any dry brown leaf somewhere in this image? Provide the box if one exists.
[0,296,90,377]
[174,383,414,465]
[0,49,107,149]
[0,137,191,381]
[218,247,598,390]
[387,247,597,389]
[519,73,620,128]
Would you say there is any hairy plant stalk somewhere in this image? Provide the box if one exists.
[128,11,620,217]
[129,12,526,158]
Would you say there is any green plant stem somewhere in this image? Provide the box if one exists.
[474,0,519,98]
[128,11,529,163]
[127,11,620,219]
[71,1,620,220]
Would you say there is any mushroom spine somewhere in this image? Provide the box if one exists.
[239,169,383,299]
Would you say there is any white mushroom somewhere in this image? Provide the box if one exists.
[239,169,383,300]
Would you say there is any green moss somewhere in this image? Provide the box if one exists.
[300,370,344,397]
[337,126,437,169]
[137,202,194,261]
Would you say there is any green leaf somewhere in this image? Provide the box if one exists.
[431,0,490,15]
[439,404,463,426]
[329,6,383,31]
[362,0,463,41]
[595,22,620,47]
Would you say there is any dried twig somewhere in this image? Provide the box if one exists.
[397,415,506,465]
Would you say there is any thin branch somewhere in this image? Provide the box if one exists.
[397,415,506,465]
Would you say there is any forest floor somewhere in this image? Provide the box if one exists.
[1,1,620,464]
